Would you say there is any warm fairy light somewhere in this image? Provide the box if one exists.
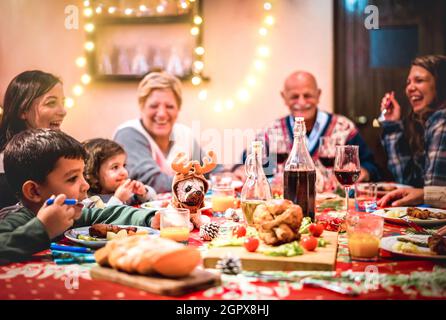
[254,59,265,71]
[214,101,223,113]
[195,46,205,55]
[180,1,189,9]
[257,46,270,57]
[65,97,75,109]
[124,8,133,15]
[265,15,275,26]
[191,76,202,86]
[83,7,93,17]
[84,42,95,51]
[156,4,165,13]
[83,0,90,7]
[237,89,250,102]
[246,75,257,87]
[108,6,117,14]
[194,16,203,25]
[259,27,268,36]
[198,89,208,101]
[84,23,95,33]
[75,57,87,68]
[73,85,84,96]
[139,5,148,12]
[190,26,200,36]
[263,2,272,10]
[81,74,91,85]
[193,60,204,72]
[225,99,235,110]
[95,6,102,14]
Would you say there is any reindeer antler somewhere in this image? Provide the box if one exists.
[171,152,193,174]
[194,151,217,175]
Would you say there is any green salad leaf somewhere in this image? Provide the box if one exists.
[261,241,304,257]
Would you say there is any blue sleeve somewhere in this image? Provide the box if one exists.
[347,132,381,181]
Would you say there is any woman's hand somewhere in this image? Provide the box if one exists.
[380,91,401,122]
[114,179,135,202]
[377,188,424,207]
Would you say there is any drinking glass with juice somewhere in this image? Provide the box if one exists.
[160,208,190,244]
[346,213,384,261]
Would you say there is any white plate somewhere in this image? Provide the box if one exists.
[372,207,446,227]
[380,235,446,260]
[64,225,159,248]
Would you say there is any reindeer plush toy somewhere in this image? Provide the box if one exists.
[171,150,217,229]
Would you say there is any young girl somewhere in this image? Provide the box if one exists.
[83,138,157,207]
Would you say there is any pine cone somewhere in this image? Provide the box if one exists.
[199,222,220,241]
[216,254,242,275]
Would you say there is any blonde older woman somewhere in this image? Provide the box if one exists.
[114,72,201,193]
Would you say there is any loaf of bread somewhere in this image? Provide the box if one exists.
[94,235,201,278]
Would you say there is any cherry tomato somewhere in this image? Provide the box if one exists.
[301,236,318,251]
[309,223,325,237]
[233,225,247,238]
[244,237,260,252]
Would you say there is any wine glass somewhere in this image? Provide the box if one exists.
[334,145,360,213]
[318,137,338,192]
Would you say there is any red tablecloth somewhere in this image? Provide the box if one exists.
[1,218,445,300]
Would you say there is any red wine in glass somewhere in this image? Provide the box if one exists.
[334,169,360,186]
[319,156,335,168]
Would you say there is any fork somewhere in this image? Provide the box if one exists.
[401,216,429,234]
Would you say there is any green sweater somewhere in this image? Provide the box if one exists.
[0,204,156,265]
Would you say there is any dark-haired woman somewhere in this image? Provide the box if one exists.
[0,70,67,208]
[380,55,446,187]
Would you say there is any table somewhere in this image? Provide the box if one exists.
[1,212,445,300]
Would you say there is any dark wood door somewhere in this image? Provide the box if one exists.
[334,0,446,180]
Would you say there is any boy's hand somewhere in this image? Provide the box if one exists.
[114,179,135,202]
[132,181,147,197]
[37,194,78,239]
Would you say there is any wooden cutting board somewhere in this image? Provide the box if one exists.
[90,267,221,296]
[203,231,339,271]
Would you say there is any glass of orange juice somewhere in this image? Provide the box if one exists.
[346,213,384,261]
[160,208,190,244]
[211,185,236,217]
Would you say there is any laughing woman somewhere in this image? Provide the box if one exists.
[380,55,446,187]
[114,72,203,193]
[0,70,67,208]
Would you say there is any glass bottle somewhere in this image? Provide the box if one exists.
[283,117,316,220]
[241,141,272,225]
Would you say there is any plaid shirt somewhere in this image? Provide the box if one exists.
[381,109,446,187]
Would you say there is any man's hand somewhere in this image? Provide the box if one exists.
[377,188,424,207]
[37,194,79,239]
[357,167,370,183]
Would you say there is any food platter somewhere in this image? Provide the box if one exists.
[380,235,446,260]
[64,225,159,248]
[372,207,446,227]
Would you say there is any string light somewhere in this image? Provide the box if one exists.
[190,26,199,36]
[237,89,250,103]
[246,75,257,87]
[198,89,208,101]
[191,76,202,86]
[65,97,75,109]
[257,46,270,57]
[81,74,91,85]
[75,57,87,68]
[84,23,95,33]
[83,7,93,17]
[95,6,102,14]
[254,59,265,71]
[195,46,205,55]
[259,27,268,36]
[193,61,204,72]
[264,2,272,10]
[156,4,165,13]
[194,16,203,25]
[264,15,275,26]
[139,5,148,12]
[83,0,90,7]
[73,85,84,96]
[84,41,95,51]
[108,6,117,14]
[124,8,133,15]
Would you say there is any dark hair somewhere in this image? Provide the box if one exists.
[0,70,61,151]
[82,138,126,194]
[404,55,446,157]
[3,129,86,197]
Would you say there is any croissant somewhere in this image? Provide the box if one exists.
[94,235,202,278]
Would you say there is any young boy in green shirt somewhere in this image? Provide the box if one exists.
[0,129,156,265]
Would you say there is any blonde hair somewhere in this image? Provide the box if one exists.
[137,71,182,108]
